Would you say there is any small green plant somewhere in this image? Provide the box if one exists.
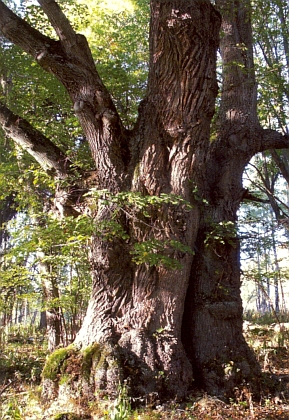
[153,327,165,337]
[131,238,193,269]
[84,189,195,269]
[1,398,23,420]
[107,382,132,420]
[205,221,237,248]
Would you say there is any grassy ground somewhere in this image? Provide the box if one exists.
[2,320,289,419]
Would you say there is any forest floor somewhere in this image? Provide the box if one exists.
[1,321,289,419]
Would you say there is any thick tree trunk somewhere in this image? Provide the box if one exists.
[40,0,263,403]
[182,154,261,396]
[182,0,262,397]
[71,0,221,400]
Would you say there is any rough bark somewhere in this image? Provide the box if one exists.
[0,103,72,178]
[181,0,288,397]
[183,0,261,397]
[1,0,289,404]
[72,0,221,399]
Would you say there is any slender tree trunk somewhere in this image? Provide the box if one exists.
[37,251,61,351]
[271,220,280,313]
[39,311,47,330]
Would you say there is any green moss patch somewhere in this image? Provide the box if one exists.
[42,346,76,382]
[81,343,102,380]
[42,343,103,385]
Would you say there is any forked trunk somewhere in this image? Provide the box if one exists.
[0,0,272,405]
[40,0,264,403]
[71,0,221,400]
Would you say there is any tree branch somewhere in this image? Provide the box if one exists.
[260,128,289,151]
[270,149,289,186]
[37,0,76,44]
[0,0,130,190]
[0,0,54,59]
[0,1,76,84]
[0,102,72,178]
[36,0,97,71]
[242,189,270,204]
[0,0,107,104]
[243,127,289,162]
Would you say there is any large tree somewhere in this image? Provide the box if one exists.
[0,0,289,402]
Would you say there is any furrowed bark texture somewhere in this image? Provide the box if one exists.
[73,0,221,399]
[1,0,289,404]
[182,0,262,397]
[0,103,71,178]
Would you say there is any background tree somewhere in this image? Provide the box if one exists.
[237,0,289,317]
[0,0,93,345]
[1,0,289,402]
